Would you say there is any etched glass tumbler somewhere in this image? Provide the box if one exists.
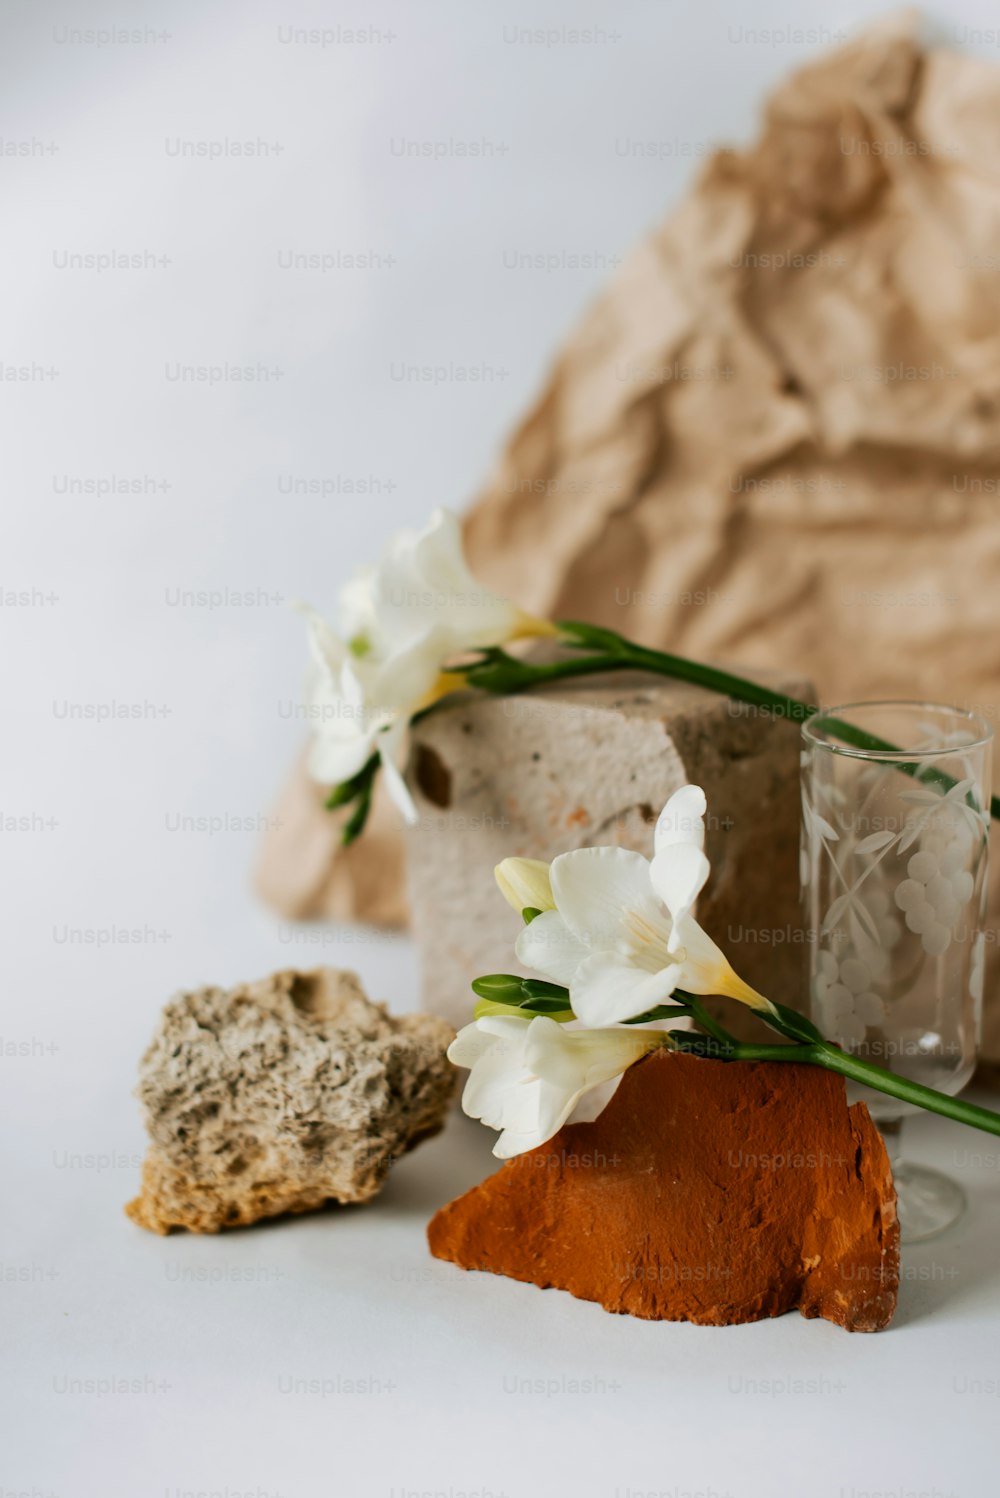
[801,703,991,1242]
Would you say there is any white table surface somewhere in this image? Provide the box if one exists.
[5,1020,1000,1498]
[6,0,1000,1491]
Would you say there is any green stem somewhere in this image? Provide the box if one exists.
[676,1034,1000,1138]
[570,625,993,817]
[682,994,738,1049]
[466,627,997,821]
[324,751,378,811]
[341,773,374,845]
[465,650,629,693]
[810,1044,1000,1137]
[470,971,1000,1137]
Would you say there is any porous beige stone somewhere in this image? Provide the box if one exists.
[126,968,455,1234]
[405,669,812,1030]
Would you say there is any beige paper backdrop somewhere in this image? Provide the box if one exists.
[257,14,1000,1055]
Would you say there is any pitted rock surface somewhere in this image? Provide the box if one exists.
[127,968,454,1234]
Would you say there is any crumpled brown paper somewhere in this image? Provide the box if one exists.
[256,14,1000,1057]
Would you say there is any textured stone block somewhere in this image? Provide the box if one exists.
[126,967,455,1234]
[429,1050,899,1332]
[406,669,812,1029]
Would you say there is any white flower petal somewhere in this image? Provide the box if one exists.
[370,634,448,715]
[377,723,418,823]
[654,784,707,856]
[336,566,378,644]
[567,1072,625,1124]
[515,910,590,985]
[570,953,684,1027]
[528,1019,663,1085]
[447,1021,502,1069]
[494,1085,574,1157]
[549,846,664,948]
[300,614,395,789]
[519,1016,584,1090]
[666,914,730,993]
[305,664,381,784]
[298,602,349,676]
[411,509,524,650]
[457,1017,531,1125]
[372,508,522,658]
[407,509,481,601]
[307,731,374,788]
[650,843,711,923]
[475,1014,530,1040]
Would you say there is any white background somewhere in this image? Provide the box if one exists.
[5,2,1000,1494]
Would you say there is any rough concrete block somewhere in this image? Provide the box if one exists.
[405,669,812,1030]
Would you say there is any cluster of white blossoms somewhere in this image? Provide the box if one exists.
[450,784,775,1158]
[299,508,552,821]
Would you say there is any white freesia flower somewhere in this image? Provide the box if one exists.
[514,784,774,1026]
[449,1014,666,1158]
[299,601,460,821]
[341,507,546,662]
[300,508,553,819]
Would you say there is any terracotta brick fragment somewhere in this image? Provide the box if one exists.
[429,1051,899,1331]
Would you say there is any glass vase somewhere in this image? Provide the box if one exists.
[800,701,991,1242]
